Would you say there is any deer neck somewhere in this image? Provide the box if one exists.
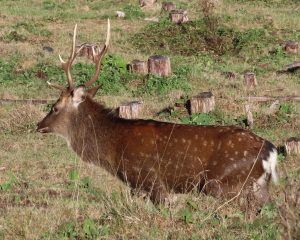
[69,98,118,173]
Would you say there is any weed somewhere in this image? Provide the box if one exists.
[82,218,99,239]
[180,207,194,224]
[55,221,78,239]
[0,173,16,191]
[68,169,80,181]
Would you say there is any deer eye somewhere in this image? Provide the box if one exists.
[53,107,59,114]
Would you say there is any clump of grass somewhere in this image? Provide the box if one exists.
[133,65,191,96]
[122,4,145,20]
[0,31,27,43]
[132,18,278,56]
[179,109,247,126]
[1,21,52,43]
[42,218,109,239]
[132,19,230,56]
[277,183,300,239]
[0,105,43,133]
[12,21,52,37]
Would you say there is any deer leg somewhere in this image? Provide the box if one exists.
[149,181,169,205]
[204,179,224,198]
[253,172,271,205]
[137,171,169,205]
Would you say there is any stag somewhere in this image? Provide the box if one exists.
[37,20,278,207]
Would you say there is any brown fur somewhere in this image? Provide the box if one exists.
[37,87,276,205]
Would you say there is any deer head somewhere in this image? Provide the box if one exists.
[37,20,110,138]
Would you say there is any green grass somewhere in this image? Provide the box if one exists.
[0,0,299,239]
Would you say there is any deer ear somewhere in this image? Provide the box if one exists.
[86,85,101,98]
[71,86,86,107]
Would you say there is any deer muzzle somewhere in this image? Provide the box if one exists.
[36,122,51,133]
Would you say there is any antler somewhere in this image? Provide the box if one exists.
[84,19,110,87]
[47,20,110,90]
[47,24,85,90]
[59,24,85,89]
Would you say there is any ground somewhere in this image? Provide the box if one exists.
[0,0,299,239]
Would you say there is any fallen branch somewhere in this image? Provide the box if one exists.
[284,61,300,72]
[0,98,54,105]
[241,96,300,102]
[278,60,300,73]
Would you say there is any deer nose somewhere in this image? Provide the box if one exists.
[36,122,50,133]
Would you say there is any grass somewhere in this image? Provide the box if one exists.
[0,0,299,239]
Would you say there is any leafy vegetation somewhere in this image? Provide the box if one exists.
[0,0,299,239]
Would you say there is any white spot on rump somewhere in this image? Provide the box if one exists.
[262,149,278,184]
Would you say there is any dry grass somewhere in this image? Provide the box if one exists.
[0,0,299,239]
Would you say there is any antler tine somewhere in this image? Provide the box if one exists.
[84,19,111,87]
[59,24,86,89]
[47,81,65,91]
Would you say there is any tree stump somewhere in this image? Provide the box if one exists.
[189,92,215,114]
[76,44,100,61]
[148,55,172,77]
[128,60,148,75]
[170,9,188,24]
[244,72,257,89]
[162,2,176,12]
[283,40,299,54]
[285,137,300,155]
[140,0,156,7]
[119,101,143,119]
[245,104,254,129]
